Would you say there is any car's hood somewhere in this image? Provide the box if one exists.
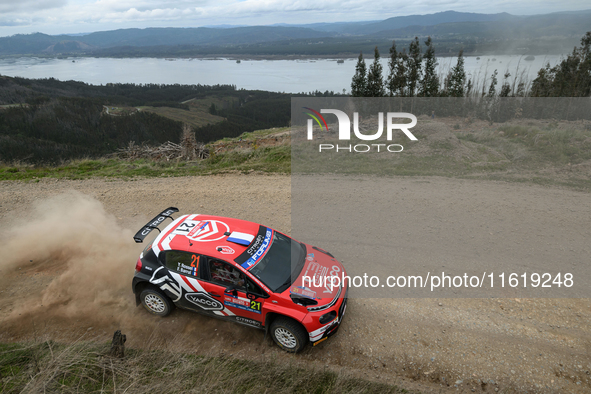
[289,247,345,310]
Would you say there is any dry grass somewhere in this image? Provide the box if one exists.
[0,339,408,394]
[138,106,224,129]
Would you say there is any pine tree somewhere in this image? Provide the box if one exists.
[406,37,422,96]
[393,49,408,96]
[531,32,591,97]
[448,50,466,97]
[386,40,398,96]
[419,36,439,97]
[366,46,385,97]
[351,52,367,97]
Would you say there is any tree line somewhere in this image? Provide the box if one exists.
[0,77,295,163]
[0,97,184,164]
[351,32,591,98]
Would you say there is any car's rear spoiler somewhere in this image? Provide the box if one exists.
[133,207,179,243]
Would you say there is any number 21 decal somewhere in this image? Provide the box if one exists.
[250,300,261,311]
[176,222,196,232]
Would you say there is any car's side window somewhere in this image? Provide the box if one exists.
[208,259,245,289]
[245,277,267,297]
[163,250,201,278]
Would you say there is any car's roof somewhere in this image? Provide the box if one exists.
[150,214,265,262]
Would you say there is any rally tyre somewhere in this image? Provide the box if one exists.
[140,288,174,317]
[270,317,308,353]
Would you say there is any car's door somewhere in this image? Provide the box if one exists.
[200,257,267,328]
[160,250,225,316]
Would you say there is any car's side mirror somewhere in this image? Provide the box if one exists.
[224,284,238,297]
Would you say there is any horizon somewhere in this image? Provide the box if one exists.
[0,2,589,38]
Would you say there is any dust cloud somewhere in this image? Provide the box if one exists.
[1,192,141,338]
[0,191,265,349]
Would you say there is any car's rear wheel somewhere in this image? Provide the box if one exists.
[140,288,173,317]
[270,316,308,353]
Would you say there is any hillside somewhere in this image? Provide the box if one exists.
[0,76,291,163]
[0,10,590,57]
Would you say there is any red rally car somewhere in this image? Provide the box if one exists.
[131,208,348,353]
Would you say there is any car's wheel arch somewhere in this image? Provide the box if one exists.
[264,312,308,338]
[134,281,166,307]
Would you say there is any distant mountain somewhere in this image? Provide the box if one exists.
[0,26,334,55]
[76,26,335,47]
[202,24,248,29]
[367,12,591,39]
[346,11,518,35]
[270,11,519,34]
[0,10,589,57]
[270,21,380,33]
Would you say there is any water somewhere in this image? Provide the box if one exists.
[0,55,562,94]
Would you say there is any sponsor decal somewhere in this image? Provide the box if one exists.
[174,219,230,242]
[224,295,249,306]
[291,286,316,299]
[306,253,315,262]
[217,245,235,255]
[139,209,178,237]
[235,316,262,328]
[247,234,264,254]
[185,292,224,311]
[224,295,262,314]
[241,228,273,269]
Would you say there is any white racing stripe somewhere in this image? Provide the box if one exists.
[309,318,338,342]
[161,233,176,252]
[152,214,187,255]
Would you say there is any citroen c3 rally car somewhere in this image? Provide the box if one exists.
[131,208,348,353]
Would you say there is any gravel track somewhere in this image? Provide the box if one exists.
[0,174,590,393]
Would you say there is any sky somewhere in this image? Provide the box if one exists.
[0,0,589,37]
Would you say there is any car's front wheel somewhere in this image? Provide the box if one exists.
[270,316,309,353]
[140,288,173,317]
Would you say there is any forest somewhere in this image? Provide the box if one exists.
[350,32,591,98]
[0,78,298,163]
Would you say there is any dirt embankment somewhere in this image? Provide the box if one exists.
[1,175,590,393]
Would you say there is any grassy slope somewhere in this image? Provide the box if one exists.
[0,341,409,394]
[292,118,591,192]
[138,96,229,129]
[0,127,290,180]
[1,119,591,192]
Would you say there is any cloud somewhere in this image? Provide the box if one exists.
[0,0,67,13]
[0,0,588,36]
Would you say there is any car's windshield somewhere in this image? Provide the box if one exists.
[248,231,306,293]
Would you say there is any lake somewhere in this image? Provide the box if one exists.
[0,55,562,94]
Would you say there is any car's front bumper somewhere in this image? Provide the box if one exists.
[309,286,348,346]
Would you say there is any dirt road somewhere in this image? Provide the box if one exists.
[1,175,590,393]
